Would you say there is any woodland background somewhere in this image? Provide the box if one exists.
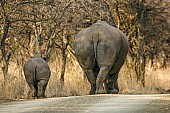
[0,0,170,100]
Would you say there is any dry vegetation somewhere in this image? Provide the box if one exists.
[0,0,170,100]
[119,63,170,94]
[0,56,170,100]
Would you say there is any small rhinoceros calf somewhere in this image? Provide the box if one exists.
[23,56,51,99]
[74,20,129,94]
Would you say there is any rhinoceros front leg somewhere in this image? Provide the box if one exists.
[95,66,110,94]
[104,72,119,94]
[37,80,48,99]
[84,69,96,95]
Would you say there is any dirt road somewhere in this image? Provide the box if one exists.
[0,94,170,113]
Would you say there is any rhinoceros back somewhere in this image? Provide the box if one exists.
[74,20,128,74]
[23,56,51,84]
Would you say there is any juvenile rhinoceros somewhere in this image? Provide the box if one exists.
[23,56,51,99]
[74,20,129,94]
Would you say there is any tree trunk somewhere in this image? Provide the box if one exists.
[115,1,121,29]
[0,16,10,81]
[34,22,41,56]
[60,49,67,90]
[136,5,147,87]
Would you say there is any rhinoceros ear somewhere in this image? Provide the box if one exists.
[42,57,47,61]
[40,54,47,61]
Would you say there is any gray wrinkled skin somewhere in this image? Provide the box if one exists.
[74,20,129,94]
[23,56,51,99]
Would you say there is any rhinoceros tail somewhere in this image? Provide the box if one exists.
[92,33,99,61]
[33,65,37,82]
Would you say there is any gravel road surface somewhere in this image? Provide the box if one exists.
[0,94,170,113]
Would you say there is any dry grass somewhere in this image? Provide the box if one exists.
[119,64,170,94]
[0,56,170,100]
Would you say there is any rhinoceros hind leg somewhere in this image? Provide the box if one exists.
[37,80,47,99]
[112,72,119,92]
[105,72,119,94]
[95,66,111,94]
[108,89,119,94]
[28,84,37,98]
[84,69,96,95]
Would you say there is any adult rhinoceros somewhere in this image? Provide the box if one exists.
[74,20,129,94]
[23,56,51,99]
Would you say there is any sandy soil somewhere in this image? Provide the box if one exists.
[0,94,170,113]
[136,95,170,113]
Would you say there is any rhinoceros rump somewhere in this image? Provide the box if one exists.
[23,56,51,99]
[74,20,129,94]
